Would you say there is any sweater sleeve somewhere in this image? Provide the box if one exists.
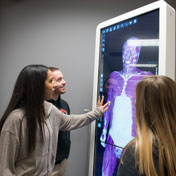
[58,107,104,131]
[0,131,19,176]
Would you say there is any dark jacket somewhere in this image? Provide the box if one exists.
[116,143,168,176]
[48,96,71,164]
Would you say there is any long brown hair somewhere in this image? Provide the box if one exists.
[0,64,49,155]
[134,75,176,176]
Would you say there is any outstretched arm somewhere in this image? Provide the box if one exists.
[57,96,110,131]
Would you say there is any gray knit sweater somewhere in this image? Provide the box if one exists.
[0,101,103,176]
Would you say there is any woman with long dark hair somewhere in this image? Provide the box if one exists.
[0,64,109,176]
[117,75,176,176]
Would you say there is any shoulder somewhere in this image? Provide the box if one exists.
[1,109,25,134]
[60,98,70,114]
[60,98,69,106]
[137,69,153,75]
[110,71,120,77]
[122,144,135,161]
[47,99,55,104]
[44,101,59,116]
[117,143,138,176]
[5,109,25,123]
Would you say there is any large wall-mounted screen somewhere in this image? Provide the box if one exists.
[89,1,175,176]
[95,9,158,176]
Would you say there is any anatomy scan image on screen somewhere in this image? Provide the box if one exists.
[94,10,159,176]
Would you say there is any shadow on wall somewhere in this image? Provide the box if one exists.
[1,0,176,9]
[0,0,23,6]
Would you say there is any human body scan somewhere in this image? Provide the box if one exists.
[100,37,153,176]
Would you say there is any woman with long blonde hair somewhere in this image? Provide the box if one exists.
[117,75,176,176]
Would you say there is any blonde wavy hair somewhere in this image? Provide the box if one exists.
[134,75,176,176]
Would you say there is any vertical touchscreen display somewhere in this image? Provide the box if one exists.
[94,9,159,176]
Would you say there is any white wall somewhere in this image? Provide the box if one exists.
[0,0,175,175]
